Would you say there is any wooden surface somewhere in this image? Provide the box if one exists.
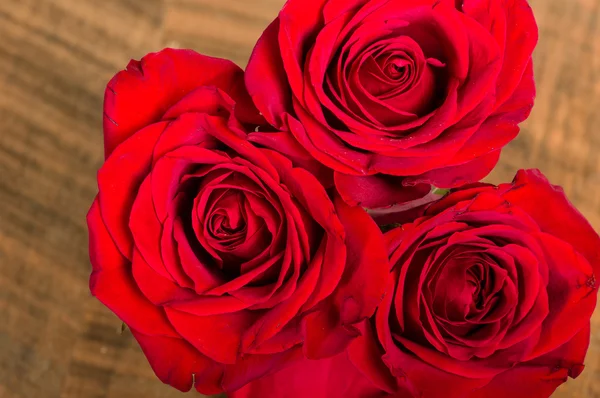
[0,0,599,397]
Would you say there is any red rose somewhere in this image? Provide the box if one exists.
[246,0,538,208]
[88,49,389,394]
[348,170,600,397]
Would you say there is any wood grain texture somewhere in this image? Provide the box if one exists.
[0,0,598,397]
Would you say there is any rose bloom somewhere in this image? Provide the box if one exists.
[87,49,388,394]
[362,170,600,397]
[232,170,600,398]
[246,0,538,209]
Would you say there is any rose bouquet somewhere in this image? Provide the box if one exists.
[87,0,600,397]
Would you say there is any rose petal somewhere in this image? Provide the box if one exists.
[527,233,596,358]
[88,200,178,337]
[303,196,389,358]
[221,348,305,392]
[131,248,197,305]
[469,326,589,398]
[405,150,501,188]
[335,172,432,208]
[347,321,398,394]
[249,131,333,187]
[98,121,168,258]
[503,169,600,271]
[245,20,292,128]
[104,49,247,157]
[131,329,223,394]
[165,307,258,364]
[229,351,387,398]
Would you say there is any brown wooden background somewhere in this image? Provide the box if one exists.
[0,0,599,397]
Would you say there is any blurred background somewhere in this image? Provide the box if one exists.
[0,0,599,397]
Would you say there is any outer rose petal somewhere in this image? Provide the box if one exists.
[130,329,223,395]
[165,307,257,365]
[335,173,432,209]
[98,121,168,257]
[245,20,291,129]
[490,59,535,124]
[445,60,534,169]
[469,327,590,398]
[131,248,197,305]
[502,169,600,271]
[221,347,305,392]
[88,198,127,273]
[348,321,398,394]
[103,48,253,157]
[303,196,389,358]
[88,199,178,337]
[468,366,570,398]
[404,150,501,189]
[277,0,328,99]
[463,0,538,108]
[528,326,590,378]
[527,234,596,358]
[424,183,495,216]
[229,352,387,398]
